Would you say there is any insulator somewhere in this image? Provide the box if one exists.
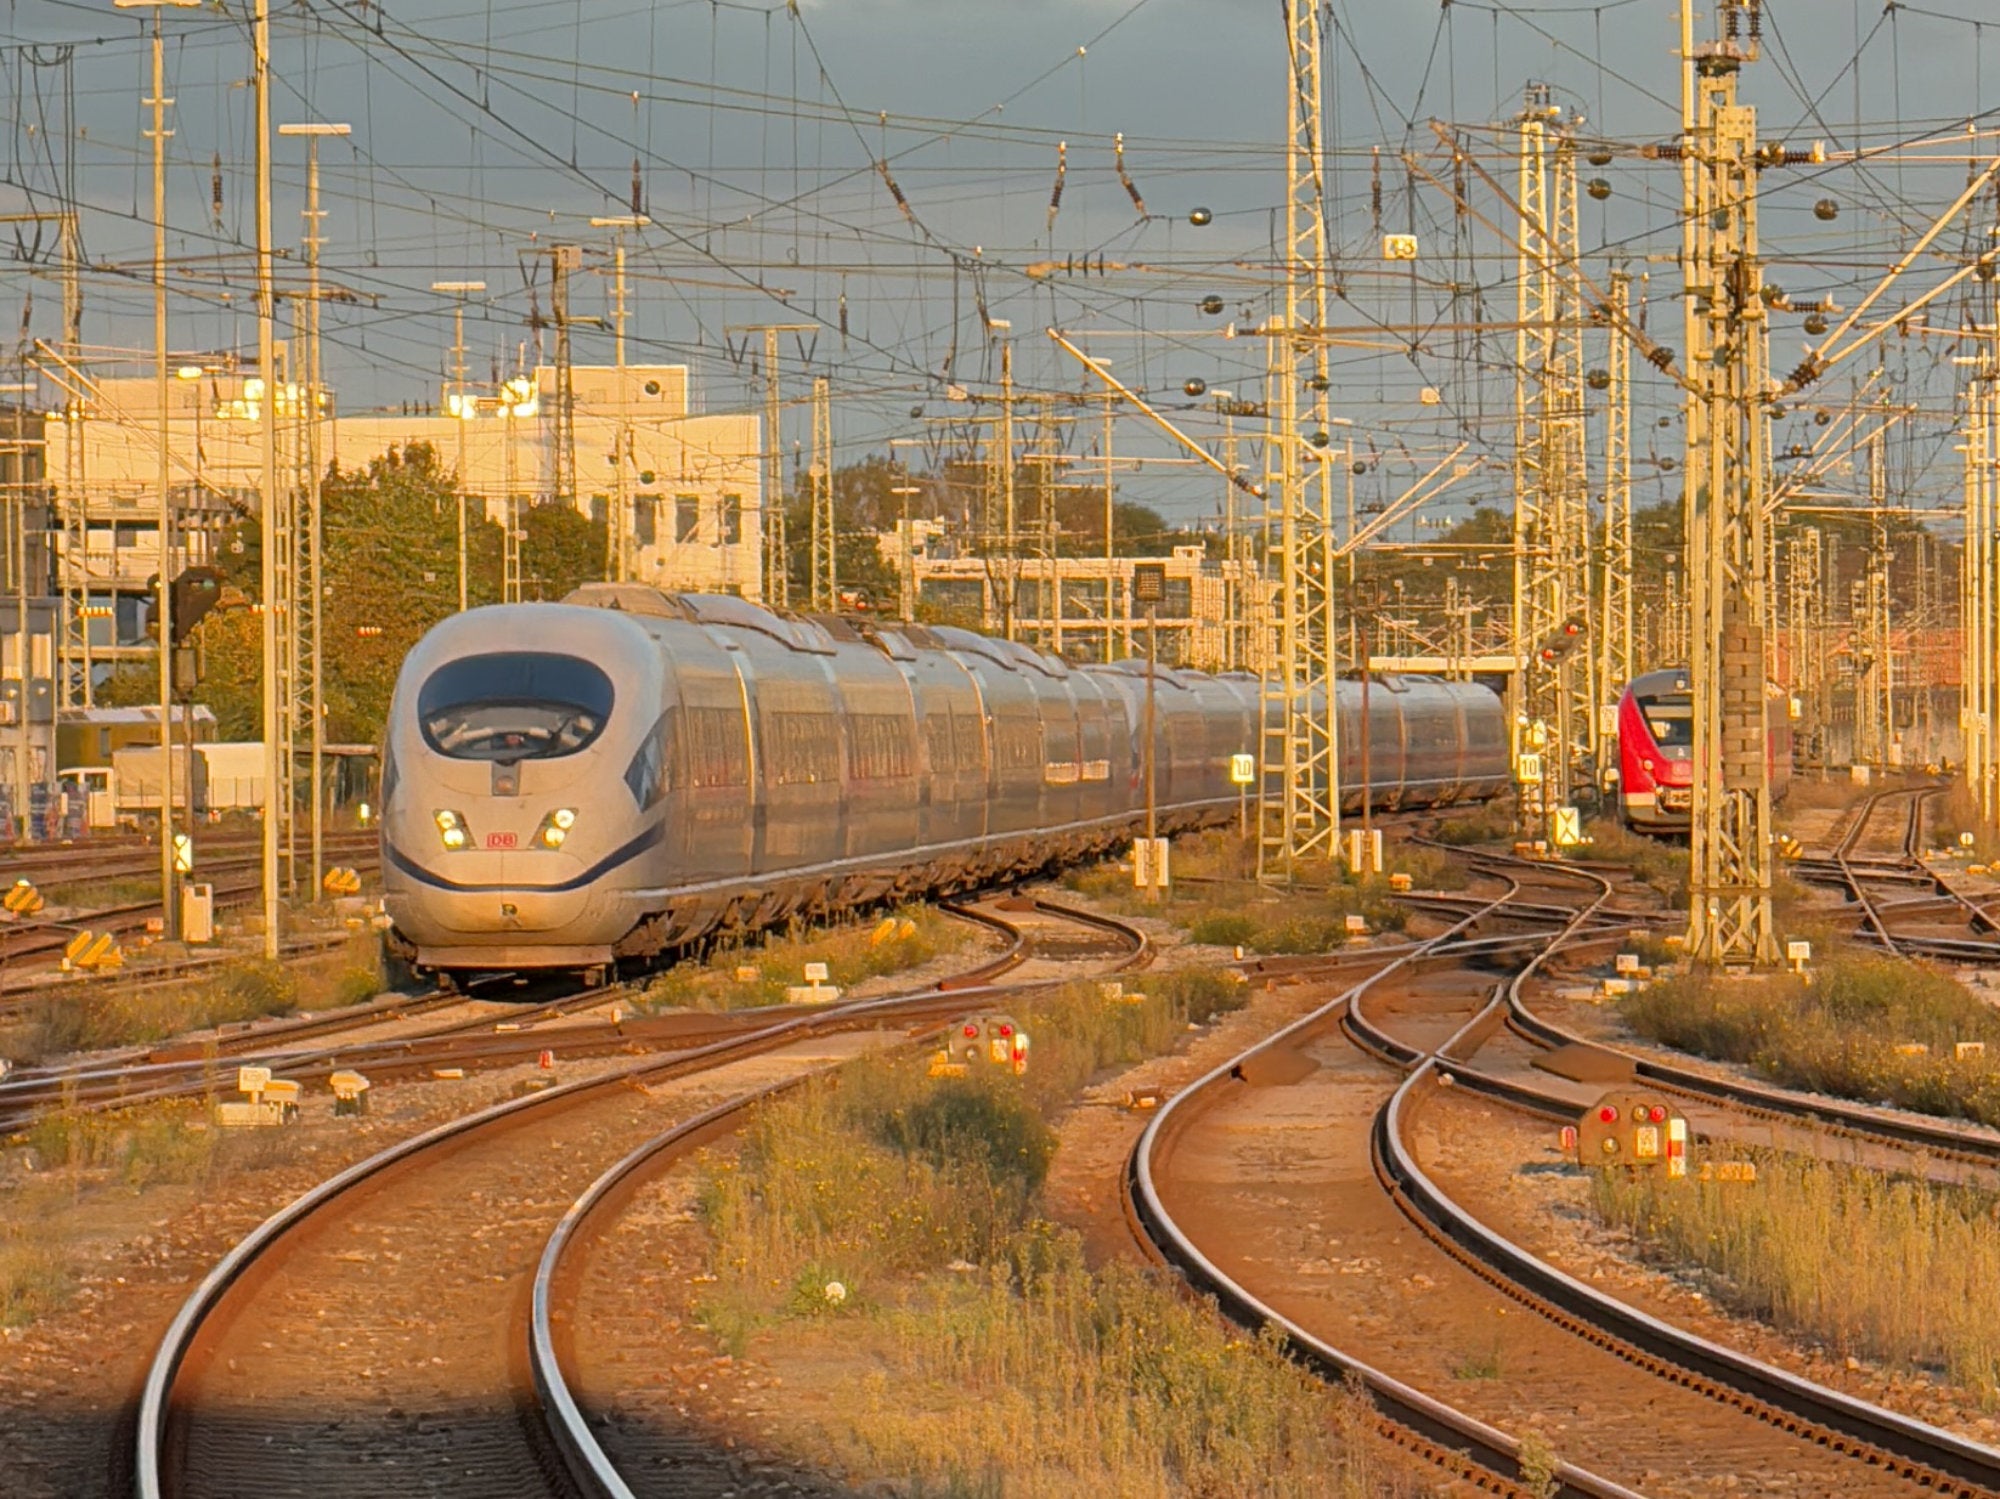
[211,153,224,224]
[1587,178,1612,202]
[1587,148,1612,167]
[1586,369,1611,391]
[1813,198,1839,222]
[1979,259,1998,284]
[1307,429,1330,449]
[1659,456,1678,472]
[1308,375,1331,392]
[838,289,849,341]
[631,159,644,216]
[1658,416,1673,429]
[1803,312,1828,335]
[1647,347,1677,372]
[1351,461,1368,475]
[1814,409,1831,426]
[1183,377,1207,397]
[1115,132,1146,217]
[1189,206,1213,226]
[1370,146,1382,230]
[1710,208,1730,231]
[1769,403,1786,420]
[909,405,924,419]
[1199,294,1225,315]
[1047,141,1066,230]
[877,160,914,222]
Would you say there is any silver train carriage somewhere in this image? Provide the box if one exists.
[379,585,1509,977]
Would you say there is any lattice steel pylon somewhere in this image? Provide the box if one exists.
[1256,0,1340,875]
[808,376,834,610]
[1681,0,1780,965]
[1964,363,1996,822]
[1784,525,1825,767]
[1598,268,1635,718]
[1512,87,1595,841]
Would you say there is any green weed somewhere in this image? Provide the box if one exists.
[1594,1150,2000,1400]
[1622,956,2000,1128]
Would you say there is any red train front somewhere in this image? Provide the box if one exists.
[1612,667,1792,833]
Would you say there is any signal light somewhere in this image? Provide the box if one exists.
[1598,1105,1617,1123]
[1649,1105,1667,1123]
[998,1023,1013,1037]
[963,1023,979,1037]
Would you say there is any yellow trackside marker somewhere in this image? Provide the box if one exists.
[322,866,362,897]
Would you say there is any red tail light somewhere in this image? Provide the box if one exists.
[1598,1106,1617,1123]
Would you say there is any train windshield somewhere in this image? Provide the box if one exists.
[417,652,614,763]
[1636,693,1693,757]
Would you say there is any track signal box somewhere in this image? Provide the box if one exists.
[1567,1090,1688,1176]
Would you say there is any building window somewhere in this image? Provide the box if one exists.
[720,494,742,546]
[675,494,700,543]
[633,496,657,549]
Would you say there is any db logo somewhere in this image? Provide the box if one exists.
[485,831,518,849]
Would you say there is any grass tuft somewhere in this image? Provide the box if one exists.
[1594,1149,2000,1400]
[691,976,1386,1495]
[0,1225,68,1328]
[641,905,969,1012]
[27,1097,219,1189]
[1622,956,2000,1128]
[25,957,303,1058]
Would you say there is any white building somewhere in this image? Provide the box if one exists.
[40,361,765,653]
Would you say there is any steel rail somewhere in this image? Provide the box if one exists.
[529,1077,810,1498]
[133,899,1148,1499]
[1125,879,1641,1498]
[1377,911,2000,1492]
[2,901,1029,1133]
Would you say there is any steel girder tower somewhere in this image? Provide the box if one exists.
[1784,525,1825,767]
[809,377,835,610]
[1512,89,1594,838]
[1599,268,1635,715]
[1681,0,1780,965]
[1257,0,1340,874]
[1965,370,1996,821]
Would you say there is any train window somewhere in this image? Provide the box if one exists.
[624,710,677,809]
[994,718,1041,772]
[379,743,397,811]
[764,710,841,785]
[851,713,915,780]
[684,706,748,788]
[923,713,954,774]
[1638,693,1694,755]
[417,653,614,763]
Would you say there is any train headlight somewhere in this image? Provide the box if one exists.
[536,808,578,849]
[433,809,471,850]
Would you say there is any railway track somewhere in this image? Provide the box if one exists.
[130,896,1146,1499]
[1129,848,2000,1495]
[0,897,1044,1135]
[0,849,383,980]
[1790,784,2000,962]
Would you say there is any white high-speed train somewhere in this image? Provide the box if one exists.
[379,585,1508,980]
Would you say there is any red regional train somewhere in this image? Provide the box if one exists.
[1613,667,1793,833]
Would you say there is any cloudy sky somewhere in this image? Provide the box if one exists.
[3,0,1996,524]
